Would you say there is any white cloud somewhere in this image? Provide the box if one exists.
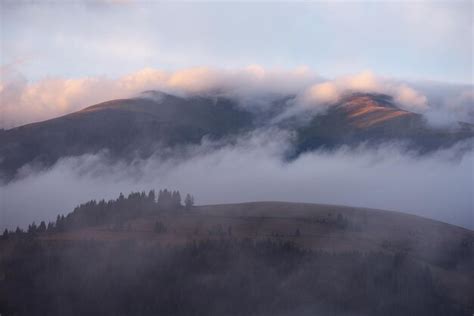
[0,66,318,128]
[298,71,429,112]
[393,84,428,111]
[300,82,340,107]
[1,66,471,129]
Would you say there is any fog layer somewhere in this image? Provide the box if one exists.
[1,132,472,230]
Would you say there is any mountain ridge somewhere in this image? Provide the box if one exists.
[0,91,472,182]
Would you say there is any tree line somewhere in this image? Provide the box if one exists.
[2,189,195,237]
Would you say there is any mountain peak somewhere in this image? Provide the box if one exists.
[342,92,396,106]
[336,92,414,128]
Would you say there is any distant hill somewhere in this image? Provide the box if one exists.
[0,92,253,180]
[293,93,474,155]
[1,91,472,181]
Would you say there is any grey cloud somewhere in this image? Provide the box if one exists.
[1,131,472,231]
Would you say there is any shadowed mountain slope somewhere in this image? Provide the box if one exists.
[0,92,253,180]
[0,92,472,181]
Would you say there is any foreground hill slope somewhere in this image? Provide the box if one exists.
[37,202,474,302]
[1,200,473,315]
[39,201,473,269]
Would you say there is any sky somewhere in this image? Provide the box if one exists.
[1,0,473,84]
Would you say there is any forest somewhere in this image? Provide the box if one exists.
[0,238,469,316]
[2,189,194,237]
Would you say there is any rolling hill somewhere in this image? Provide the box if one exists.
[1,198,473,315]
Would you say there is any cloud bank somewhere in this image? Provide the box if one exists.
[1,131,472,231]
[0,66,318,128]
[1,66,472,129]
[298,71,428,112]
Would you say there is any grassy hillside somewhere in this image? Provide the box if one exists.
[2,198,473,315]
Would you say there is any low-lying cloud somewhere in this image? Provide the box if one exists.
[299,71,428,112]
[1,131,472,230]
[1,66,472,129]
[0,66,318,128]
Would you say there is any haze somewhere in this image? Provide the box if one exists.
[1,133,473,230]
[0,0,473,231]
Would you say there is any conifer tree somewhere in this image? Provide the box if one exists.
[2,229,8,240]
[38,221,47,233]
[184,194,195,210]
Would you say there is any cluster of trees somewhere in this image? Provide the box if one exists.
[270,228,301,238]
[2,221,51,240]
[157,189,182,210]
[155,189,194,211]
[153,221,167,234]
[206,224,233,237]
[2,189,195,237]
[1,239,469,316]
[303,213,360,231]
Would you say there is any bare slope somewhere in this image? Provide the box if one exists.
[294,93,473,155]
[44,201,472,261]
[3,201,474,308]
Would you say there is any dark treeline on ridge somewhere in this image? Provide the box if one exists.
[2,189,195,238]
